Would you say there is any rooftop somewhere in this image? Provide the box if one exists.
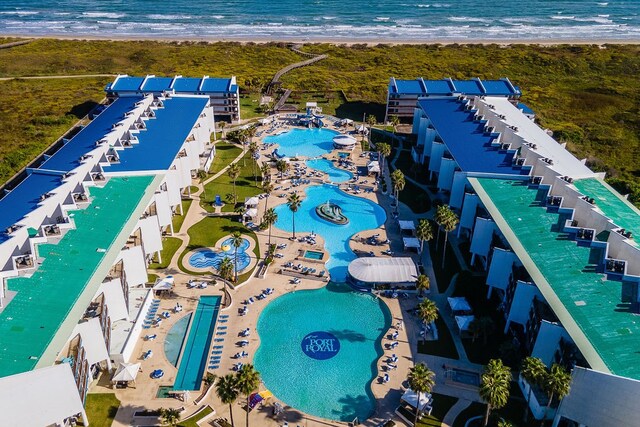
[573,177,640,246]
[471,177,640,379]
[38,97,142,173]
[418,97,526,175]
[348,257,418,283]
[390,78,520,96]
[0,175,157,378]
[104,96,209,173]
[0,171,63,237]
[106,75,235,94]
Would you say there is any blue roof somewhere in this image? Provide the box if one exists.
[517,102,535,115]
[418,98,525,175]
[390,78,520,96]
[39,97,142,173]
[0,172,63,234]
[141,77,174,92]
[172,78,202,92]
[110,76,144,92]
[200,77,232,92]
[104,96,208,173]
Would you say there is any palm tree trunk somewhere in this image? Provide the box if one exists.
[441,231,448,269]
[253,161,257,186]
[541,393,554,427]
[234,248,238,283]
[484,403,492,427]
[436,227,441,248]
[229,403,235,427]
[414,391,421,427]
[233,180,237,204]
[268,225,272,246]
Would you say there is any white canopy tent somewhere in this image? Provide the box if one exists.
[244,208,258,218]
[399,220,416,232]
[400,388,432,413]
[333,134,357,149]
[447,297,472,313]
[244,196,260,208]
[348,257,418,285]
[153,276,174,291]
[367,161,380,174]
[112,362,141,383]
[455,315,476,333]
[403,237,420,251]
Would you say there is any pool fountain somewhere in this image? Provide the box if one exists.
[315,200,348,225]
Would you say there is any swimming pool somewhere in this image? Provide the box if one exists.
[164,313,192,366]
[274,184,386,281]
[173,296,221,391]
[263,128,339,158]
[304,250,324,260]
[306,158,353,183]
[254,282,391,422]
[188,237,251,272]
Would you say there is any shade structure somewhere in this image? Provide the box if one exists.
[348,257,417,284]
[153,275,174,291]
[455,315,475,332]
[333,134,357,147]
[401,388,432,412]
[398,220,416,231]
[112,362,141,383]
[403,237,420,249]
[244,196,260,207]
[447,297,472,313]
[367,161,380,174]
[244,208,258,218]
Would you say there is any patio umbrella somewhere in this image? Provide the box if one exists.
[153,276,174,291]
[112,362,141,383]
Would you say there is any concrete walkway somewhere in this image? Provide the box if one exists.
[441,399,473,427]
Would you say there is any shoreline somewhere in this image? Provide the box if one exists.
[3,33,640,46]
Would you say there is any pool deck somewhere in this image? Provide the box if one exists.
[100,122,472,427]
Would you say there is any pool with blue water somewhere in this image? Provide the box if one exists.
[188,237,251,272]
[263,128,339,158]
[164,313,192,366]
[306,158,353,183]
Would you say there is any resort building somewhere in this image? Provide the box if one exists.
[0,90,216,424]
[385,77,521,123]
[408,92,640,425]
[106,74,241,122]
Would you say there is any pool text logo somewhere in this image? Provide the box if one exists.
[301,331,340,360]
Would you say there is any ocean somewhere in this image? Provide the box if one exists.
[1,0,639,42]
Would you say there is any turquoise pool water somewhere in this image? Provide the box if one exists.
[164,313,192,366]
[274,184,386,281]
[306,158,353,183]
[263,128,339,158]
[304,250,324,260]
[254,282,391,422]
[188,237,251,272]
[173,296,221,391]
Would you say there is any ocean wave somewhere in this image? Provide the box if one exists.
[322,16,337,20]
[0,10,39,16]
[81,12,125,19]
[597,2,608,6]
[375,17,390,21]
[550,15,613,24]
[448,16,492,23]
[146,14,194,20]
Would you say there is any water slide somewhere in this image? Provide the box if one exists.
[272,149,286,159]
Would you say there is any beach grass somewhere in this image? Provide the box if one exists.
[0,40,638,203]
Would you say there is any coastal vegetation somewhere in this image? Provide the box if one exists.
[0,40,638,204]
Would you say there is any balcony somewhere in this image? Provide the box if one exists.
[15,254,34,270]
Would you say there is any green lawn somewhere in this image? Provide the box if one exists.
[83,393,120,427]
[398,179,431,214]
[177,406,214,427]
[177,216,260,283]
[172,199,193,233]
[201,151,262,213]
[148,273,159,284]
[148,236,182,269]
[239,93,264,119]
[209,141,243,175]
[420,393,459,426]
[417,316,459,359]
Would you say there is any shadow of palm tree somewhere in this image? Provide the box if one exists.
[327,329,368,343]
[333,393,373,422]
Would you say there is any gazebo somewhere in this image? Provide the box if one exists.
[367,161,380,175]
[447,297,472,314]
[333,134,357,150]
[398,220,416,236]
[111,362,141,388]
[402,237,420,252]
[455,315,476,334]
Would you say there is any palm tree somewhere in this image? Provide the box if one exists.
[263,208,278,247]
[469,316,495,345]
[249,141,259,186]
[391,169,405,214]
[389,114,400,134]
[435,205,459,269]
[415,274,430,297]
[480,359,512,427]
[159,407,181,426]
[521,357,547,423]
[416,218,433,255]
[219,121,227,139]
[276,159,289,179]
[260,163,270,181]
[377,142,391,175]
[227,163,241,206]
[366,114,377,146]
[230,231,244,283]
[235,364,261,427]
[286,193,302,239]
[541,364,571,426]
[217,256,234,282]
[261,181,274,216]
[417,298,439,325]
[406,363,436,427]
[244,126,257,167]
[216,374,239,427]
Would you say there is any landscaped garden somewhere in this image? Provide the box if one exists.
[83,393,121,427]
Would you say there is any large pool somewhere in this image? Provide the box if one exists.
[188,237,251,272]
[274,184,386,281]
[254,282,391,422]
[263,128,339,158]
[164,313,192,366]
[306,158,353,183]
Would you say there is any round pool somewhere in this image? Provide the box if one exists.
[254,282,391,422]
[188,237,251,272]
[263,128,339,158]
[306,158,353,183]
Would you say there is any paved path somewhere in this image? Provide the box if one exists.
[442,399,473,427]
